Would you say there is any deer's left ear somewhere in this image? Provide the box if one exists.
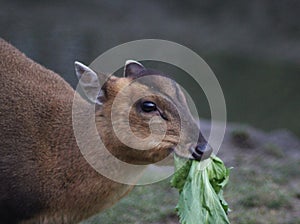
[123,60,145,78]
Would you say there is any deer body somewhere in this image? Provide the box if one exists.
[0,38,212,223]
[0,39,132,223]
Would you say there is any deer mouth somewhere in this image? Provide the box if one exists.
[189,144,213,161]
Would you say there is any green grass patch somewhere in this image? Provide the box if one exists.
[263,143,284,159]
[80,151,300,224]
[81,180,178,224]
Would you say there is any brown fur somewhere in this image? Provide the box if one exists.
[0,38,206,223]
[0,39,132,223]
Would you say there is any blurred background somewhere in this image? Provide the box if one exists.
[1,0,299,136]
[1,0,299,223]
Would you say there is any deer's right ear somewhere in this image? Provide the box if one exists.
[123,60,145,78]
[74,61,104,105]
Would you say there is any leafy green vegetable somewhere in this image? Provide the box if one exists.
[171,154,231,224]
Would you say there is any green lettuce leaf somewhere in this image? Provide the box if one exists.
[171,155,231,224]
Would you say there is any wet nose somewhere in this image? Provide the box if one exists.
[189,141,213,161]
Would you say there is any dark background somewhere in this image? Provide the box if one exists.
[1,1,300,223]
[1,0,299,136]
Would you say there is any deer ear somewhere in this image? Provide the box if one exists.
[123,60,145,78]
[74,61,104,105]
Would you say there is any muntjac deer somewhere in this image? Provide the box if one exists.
[0,38,212,224]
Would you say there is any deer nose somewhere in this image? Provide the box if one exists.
[189,142,213,161]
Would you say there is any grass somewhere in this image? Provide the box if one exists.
[233,172,291,209]
[81,180,178,224]
[220,166,298,223]
[80,147,300,224]
[225,149,300,224]
[263,143,285,159]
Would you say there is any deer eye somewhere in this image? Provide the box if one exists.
[141,101,157,112]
